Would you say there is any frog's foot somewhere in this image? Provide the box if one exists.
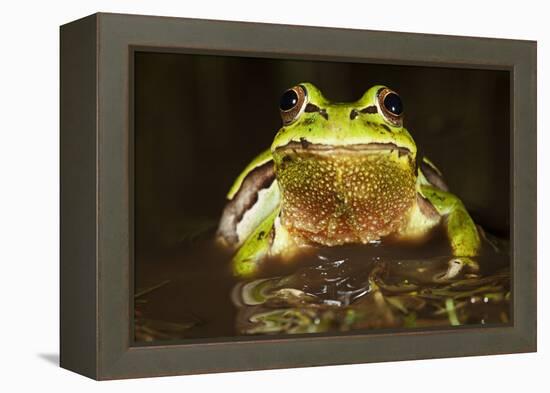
[232,209,310,277]
[433,257,479,283]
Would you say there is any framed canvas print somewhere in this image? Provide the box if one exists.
[60,13,537,380]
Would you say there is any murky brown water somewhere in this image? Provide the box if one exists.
[134,225,510,343]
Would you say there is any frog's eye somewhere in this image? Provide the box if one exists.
[377,88,403,126]
[279,85,308,125]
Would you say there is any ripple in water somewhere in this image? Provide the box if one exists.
[134,225,510,342]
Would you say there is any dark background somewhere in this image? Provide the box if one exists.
[134,51,510,255]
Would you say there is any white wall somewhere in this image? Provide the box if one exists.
[0,0,546,391]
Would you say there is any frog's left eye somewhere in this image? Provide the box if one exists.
[279,85,308,125]
[377,88,403,126]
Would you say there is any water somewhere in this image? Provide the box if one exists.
[134,225,510,343]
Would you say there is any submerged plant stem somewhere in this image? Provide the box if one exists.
[135,280,171,299]
[445,298,460,326]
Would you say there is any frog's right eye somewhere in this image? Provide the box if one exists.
[279,85,308,125]
[376,87,403,126]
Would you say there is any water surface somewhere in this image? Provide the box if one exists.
[134,225,510,343]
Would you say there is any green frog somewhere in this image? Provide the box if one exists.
[217,83,480,277]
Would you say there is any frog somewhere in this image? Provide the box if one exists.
[216,83,481,278]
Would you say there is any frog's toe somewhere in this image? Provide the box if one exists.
[458,256,480,273]
[433,257,479,283]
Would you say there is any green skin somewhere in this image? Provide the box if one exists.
[218,83,480,277]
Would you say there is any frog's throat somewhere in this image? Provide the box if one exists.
[273,145,417,246]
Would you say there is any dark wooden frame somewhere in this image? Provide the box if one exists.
[60,12,537,380]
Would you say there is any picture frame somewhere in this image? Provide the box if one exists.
[60,12,536,380]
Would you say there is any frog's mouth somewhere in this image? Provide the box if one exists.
[274,141,412,157]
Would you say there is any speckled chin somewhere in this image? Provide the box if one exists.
[273,145,417,246]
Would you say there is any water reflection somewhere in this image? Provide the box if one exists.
[232,251,509,335]
[134,227,510,342]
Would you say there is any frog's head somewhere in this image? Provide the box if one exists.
[271,83,418,246]
[271,82,416,155]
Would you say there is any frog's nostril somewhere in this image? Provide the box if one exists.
[350,109,359,120]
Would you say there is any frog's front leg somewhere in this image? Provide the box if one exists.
[217,149,298,277]
[232,207,279,276]
[232,207,302,276]
[420,185,481,277]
